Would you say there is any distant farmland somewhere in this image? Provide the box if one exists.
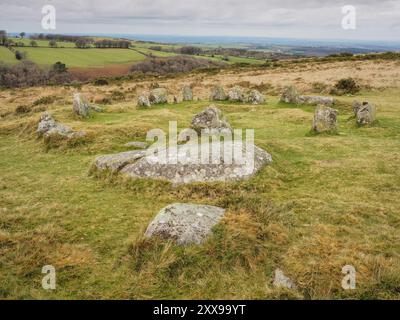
[0,47,152,68]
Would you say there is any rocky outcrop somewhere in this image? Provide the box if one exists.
[191,106,232,135]
[227,86,246,102]
[91,141,272,184]
[37,112,85,139]
[247,90,265,104]
[137,93,151,108]
[354,101,377,126]
[311,105,339,134]
[209,85,227,101]
[149,88,168,105]
[144,203,226,245]
[182,85,193,101]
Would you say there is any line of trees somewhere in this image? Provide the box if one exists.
[30,33,94,43]
[94,39,131,48]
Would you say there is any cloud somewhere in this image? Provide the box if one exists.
[0,0,399,40]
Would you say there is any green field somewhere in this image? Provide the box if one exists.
[0,47,17,65]
[0,47,148,68]
[1,38,265,68]
[133,47,177,58]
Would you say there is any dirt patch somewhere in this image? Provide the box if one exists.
[69,64,133,81]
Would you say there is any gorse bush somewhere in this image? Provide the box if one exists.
[32,95,57,106]
[333,78,360,95]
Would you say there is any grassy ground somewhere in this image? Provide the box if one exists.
[0,47,18,65]
[0,76,399,299]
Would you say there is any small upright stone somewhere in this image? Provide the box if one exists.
[312,105,339,134]
[273,269,297,290]
[247,90,265,104]
[191,105,232,134]
[137,93,151,108]
[209,85,227,101]
[227,86,246,102]
[280,85,299,104]
[182,85,193,101]
[37,112,57,137]
[353,100,363,116]
[356,102,377,126]
[73,93,90,118]
[149,88,168,104]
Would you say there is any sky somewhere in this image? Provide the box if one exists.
[1,0,399,41]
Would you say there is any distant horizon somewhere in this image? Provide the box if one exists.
[6,31,400,50]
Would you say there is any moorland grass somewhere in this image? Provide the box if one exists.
[0,88,399,299]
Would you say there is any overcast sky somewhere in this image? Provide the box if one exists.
[1,0,399,41]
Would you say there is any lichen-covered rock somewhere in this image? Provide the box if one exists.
[124,141,149,149]
[209,85,227,101]
[247,90,265,104]
[191,106,232,135]
[121,141,272,184]
[137,93,151,108]
[144,203,226,245]
[149,88,168,105]
[92,150,147,173]
[73,93,90,118]
[182,85,193,101]
[280,85,299,104]
[356,102,377,126]
[227,86,246,102]
[91,141,272,185]
[37,112,86,141]
[273,269,297,290]
[298,95,334,107]
[312,105,339,133]
[37,112,59,136]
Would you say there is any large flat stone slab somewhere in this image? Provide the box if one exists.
[92,141,272,184]
[120,142,272,184]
